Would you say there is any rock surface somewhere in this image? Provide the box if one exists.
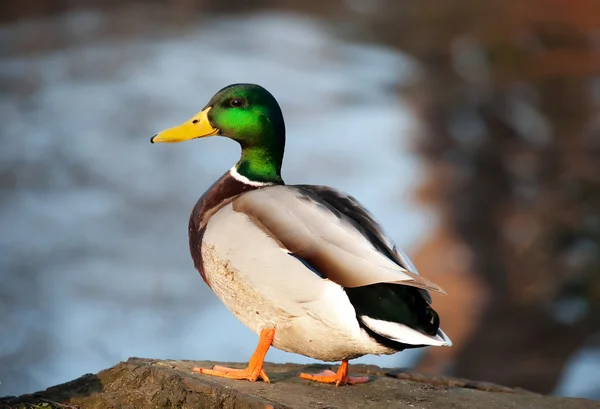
[2,358,599,409]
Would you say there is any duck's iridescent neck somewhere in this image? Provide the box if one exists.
[235,143,285,185]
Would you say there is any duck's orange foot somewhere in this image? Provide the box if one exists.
[193,365,270,383]
[299,370,369,386]
[299,361,369,386]
[193,328,275,383]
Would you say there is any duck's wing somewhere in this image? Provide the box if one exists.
[296,184,435,303]
[232,185,445,297]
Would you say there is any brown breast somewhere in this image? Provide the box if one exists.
[188,171,263,286]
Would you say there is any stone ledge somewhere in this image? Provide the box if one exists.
[2,358,599,409]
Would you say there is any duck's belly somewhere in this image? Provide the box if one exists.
[199,206,397,362]
[201,243,395,361]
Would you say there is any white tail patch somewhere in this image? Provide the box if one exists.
[360,315,452,347]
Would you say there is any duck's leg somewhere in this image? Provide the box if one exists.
[193,328,275,382]
[299,360,369,386]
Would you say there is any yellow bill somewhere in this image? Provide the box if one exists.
[151,107,219,143]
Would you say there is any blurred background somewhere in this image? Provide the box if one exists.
[1,0,599,400]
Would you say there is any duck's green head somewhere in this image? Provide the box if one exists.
[152,83,285,184]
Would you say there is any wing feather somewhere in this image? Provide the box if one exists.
[296,185,434,302]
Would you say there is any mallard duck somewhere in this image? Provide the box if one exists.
[151,83,451,386]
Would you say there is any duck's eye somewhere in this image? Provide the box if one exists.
[229,98,244,108]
